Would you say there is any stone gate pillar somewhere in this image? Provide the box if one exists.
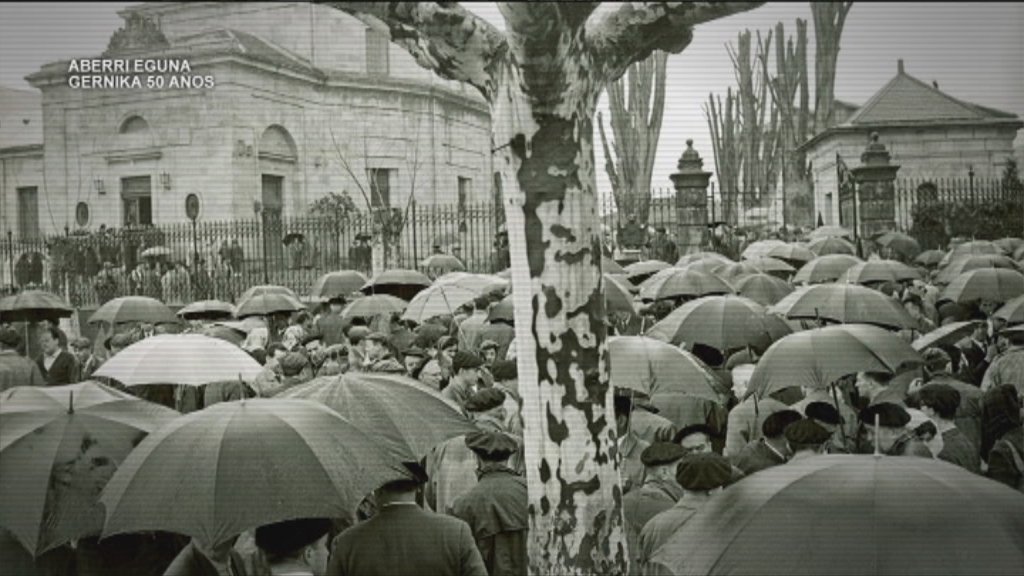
[669,140,712,256]
[851,132,901,239]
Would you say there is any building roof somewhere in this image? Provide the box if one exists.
[0,86,43,148]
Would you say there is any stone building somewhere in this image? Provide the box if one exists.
[799,60,1022,226]
[2,1,493,239]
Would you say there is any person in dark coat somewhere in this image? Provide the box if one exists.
[328,465,488,576]
[980,385,1024,491]
[918,383,980,473]
[451,431,527,576]
[731,410,801,475]
[647,226,679,265]
[858,403,934,458]
[622,443,686,576]
[315,298,349,347]
[783,418,834,462]
[36,325,79,386]
[911,347,983,453]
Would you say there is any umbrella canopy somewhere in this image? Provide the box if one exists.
[793,254,863,285]
[92,334,264,386]
[713,261,762,281]
[639,268,733,302]
[281,232,305,246]
[807,236,857,256]
[994,237,1024,255]
[200,324,246,347]
[675,252,733,268]
[680,259,730,275]
[732,273,794,306]
[309,271,368,301]
[601,256,626,275]
[487,294,514,324]
[238,284,298,302]
[420,254,466,274]
[341,294,408,321]
[651,454,1024,576]
[604,273,638,316]
[140,246,171,259]
[624,260,671,284]
[402,283,480,323]
[609,273,640,294]
[837,259,922,285]
[233,292,306,318]
[748,324,923,399]
[914,249,946,267]
[279,373,476,460]
[935,254,1021,285]
[741,239,787,260]
[647,295,787,352]
[744,256,796,275]
[808,225,853,240]
[994,295,1024,325]
[770,283,916,330]
[939,240,1000,268]
[434,272,508,295]
[0,290,73,323]
[361,269,432,300]
[911,320,983,352]
[607,336,721,401]
[176,300,235,321]
[764,243,815,265]
[100,398,412,549]
[88,296,177,326]
[0,382,177,556]
[940,268,1024,305]
[875,230,922,259]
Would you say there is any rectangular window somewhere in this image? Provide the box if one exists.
[365,29,390,76]
[121,176,152,226]
[368,168,392,208]
[17,186,39,239]
[458,177,471,209]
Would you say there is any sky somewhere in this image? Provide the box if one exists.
[1,2,1022,197]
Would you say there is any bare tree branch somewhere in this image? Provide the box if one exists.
[585,2,765,83]
[323,2,508,100]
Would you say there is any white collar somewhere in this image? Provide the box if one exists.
[44,348,61,360]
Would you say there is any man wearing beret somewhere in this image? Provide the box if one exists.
[731,409,801,475]
[254,517,332,575]
[361,332,405,374]
[451,431,528,576]
[641,453,734,573]
[443,351,486,409]
[911,346,983,454]
[784,418,833,462]
[858,403,934,458]
[804,402,850,454]
[622,443,686,575]
[918,383,980,473]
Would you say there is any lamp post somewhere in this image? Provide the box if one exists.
[968,165,975,205]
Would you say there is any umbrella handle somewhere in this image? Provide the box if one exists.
[830,384,849,450]
[873,413,880,457]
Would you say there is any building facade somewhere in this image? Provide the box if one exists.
[800,60,1022,226]
[3,1,493,238]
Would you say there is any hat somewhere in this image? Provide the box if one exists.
[858,402,911,428]
[365,332,389,344]
[465,430,518,461]
[805,402,843,426]
[783,418,832,446]
[465,387,506,413]
[279,352,309,377]
[255,518,332,559]
[452,350,484,372]
[402,346,427,359]
[479,339,498,352]
[761,409,803,438]
[921,347,952,374]
[490,360,517,382]
[109,332,134,350]
[675,453,733,492]
[347,325,371,345]
[640,442,688,467]
[672,423,714,445]
[0,327,20,349]
[918,383,961,420]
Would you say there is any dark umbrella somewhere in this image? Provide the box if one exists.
[607,336,721,401]
[994,295,1024,325]
[807,236,856,256]
[875,230,922,259]
[911,320,983,352]
[792,254,862,285]
[744,256,796,276]
[732,273,794,306]
[935,254,1021,285]
[282,232,305,246]
[624,260,671,285]
[233,293,306,318]
[176,300,235,321]
[651,455,1024,576]
[341,294,407,321]
[88,296,177,326]
[361,269,432,300]
[639,268,733,302]
[914,249,946,268]
[309,270,368,301]
[0,290,73,323]
[647,295,786,353]
[940,268,1024,305]
[770,283,916,330]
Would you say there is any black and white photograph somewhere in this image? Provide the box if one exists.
[1,2,1022,575]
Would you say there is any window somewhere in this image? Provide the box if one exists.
[17,187,39,240]
[121,176,152,226]
[367,168,392,208]
[365,29,389,76]
[458,177,472,209]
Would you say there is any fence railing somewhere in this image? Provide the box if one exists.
[894,176,1016,232]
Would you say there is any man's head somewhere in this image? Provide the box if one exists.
[675,453,732,495]
[490,360,517,388]
[479,340,498,364]
[346,325,371,350]
[921,346,953,379]
[451,350,484,384]
[279,352,309,378]
[784,418,832,454]
[804,402,842,434]
[438,335,458,359]
[328,297,345,313]
[859,402,912,452]
[363,332,389,360]
[917,383,960,422]
[402,347,427,375]
[0,327,21,352]
[465,387,507,424]
[761,409,803,441]
[70,337,92,363]
[855,371,894,402]
[465,430,518,469]
[255,518,333,576]
[39,325,62,356]
[613,391,636,437]
[902,294,925,319]
[640,442,688,486]
[303,333,324,360]
[672,424,714,456]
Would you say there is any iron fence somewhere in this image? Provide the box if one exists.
[894,176,1016,232]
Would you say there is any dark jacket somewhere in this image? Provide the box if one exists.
[732,438,788,476]
[0,350,46,392]
[328,503,488,576]
[987,427,1024,491]
[622,478,681,576]
[316,313,349,347]
[451,468,528,576]
[937,427,981,474]
[37,351,79,386]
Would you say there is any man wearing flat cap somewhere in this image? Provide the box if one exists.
[858,402,934,458]
[443,351,486,409]
[255,517,332,575]
[452,431,528,576]
[732,409,802,476]
[784,418,833,462]
[918,383,980,472]
[361,331,405,374]
[622,443,686,575]
[641,453,733,572]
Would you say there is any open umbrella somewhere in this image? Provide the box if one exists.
[792,254,863,285]
[807,236,856,256]
[647,295,786,353]
[650,455,1024,576]
[675,252,733,268]
[624,260,671,284]
[808,225,853,240]
[100,398,412,549]
[92,334,263,386]
[770,283,916,330]
[874,230,922,259]
[402,284,480,324]
[602,256,626,275]
[0,382,178,556]
[935,254,1021,285]
[309,271,368,301]
[176,300,235,321]
[939,240,1001,268]
[233,292,306,318]
[279,373,476,461]
[680,259,731,275]
[607,336,721,401]
[361,269,432,300]
[741,239,787,260]
[994,237,1024,255]
[238,284,298,302]
[744,256,796,275]
[0,290,73,323]
[836,259,922,285]
[139,246,171,259]
[281,232,305,246]
[764,243,815,265]
[994,294,1024,325]
[88,296,177,326]
[713,261,762,281]
[911,320,983,352]
[487,294,514,324]
[420,254,466,274]
[639,268,733,302]
[604,273,638,317]
[732,273,794,306]
[341,294,407,321]
[940,268,1024,305]
[747,324,923,399]
[914,249,946,268]
[435,272,509,295]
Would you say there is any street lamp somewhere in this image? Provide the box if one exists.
[968,165,975,205]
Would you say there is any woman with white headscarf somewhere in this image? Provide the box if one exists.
[243,326,270,365]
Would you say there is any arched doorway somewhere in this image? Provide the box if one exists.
[258,125,297,268]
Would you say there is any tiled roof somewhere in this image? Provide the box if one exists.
[161,28,326,79]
